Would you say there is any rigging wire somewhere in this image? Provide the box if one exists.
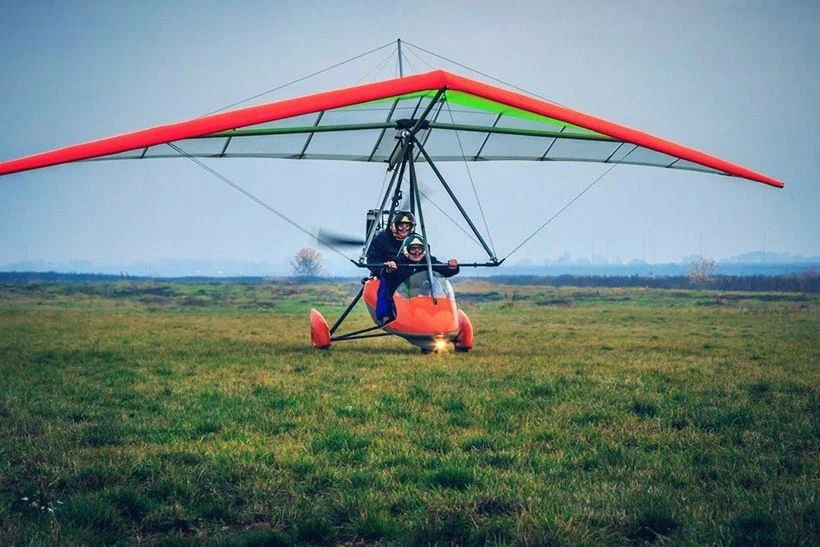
[402,41,570,109]
[355,48,397,85]
[369,49,397,83]
[373,168,391,211]
[393,165,480,245]
[167,143,356,263]
[443,97,496,255]
[402,53,421,75]
[419,189,481,246]
[501,162,621,261]
[202,40,396,116]
[404,46,436,71]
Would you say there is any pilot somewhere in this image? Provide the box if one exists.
[375,234,459,322]
[366,210,416,275]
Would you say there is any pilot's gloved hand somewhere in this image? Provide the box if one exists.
[385,261,397,273]
[447,259,458,270]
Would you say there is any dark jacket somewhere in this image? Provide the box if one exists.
[383,254,459,295]
[366,230,404,275]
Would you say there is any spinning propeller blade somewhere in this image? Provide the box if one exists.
[318,229,366,247]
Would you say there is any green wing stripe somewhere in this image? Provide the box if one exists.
[351,89,599,135]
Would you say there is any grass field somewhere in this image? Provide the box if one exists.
[0,279,817,545]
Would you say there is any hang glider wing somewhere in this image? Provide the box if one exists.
[0,70,782,188]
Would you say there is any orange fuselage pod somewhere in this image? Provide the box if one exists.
[362,276,459,350]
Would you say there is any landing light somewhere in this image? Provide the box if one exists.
[433,337,450,353]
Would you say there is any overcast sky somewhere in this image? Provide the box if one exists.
[0,0,817,273]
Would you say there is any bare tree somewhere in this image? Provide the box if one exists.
[291,248,323,278]
[688,256,717,285]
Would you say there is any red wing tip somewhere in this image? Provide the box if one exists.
[743,175,784,189]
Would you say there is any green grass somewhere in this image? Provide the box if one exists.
[0,280,817,544]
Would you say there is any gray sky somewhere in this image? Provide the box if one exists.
[1,0,817,273]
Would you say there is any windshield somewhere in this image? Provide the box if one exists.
[396,271,455,299]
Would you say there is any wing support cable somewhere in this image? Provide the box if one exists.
[396,150,481,245]
[166,143,356,263]
[501,161,621,262]
[403,45,436,71]
[203,41,396,116]
[355,48,398,85]
[395,158,482,245]
[417,189,481,246]
[402,52,421,75]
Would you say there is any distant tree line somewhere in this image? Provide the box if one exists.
[480,273,820,293]
[1,271,817,293]
[0,272,270,283]
[0,272,128,282]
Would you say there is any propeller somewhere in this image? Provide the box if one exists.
[317,229,366,248]
[316,181,434,250]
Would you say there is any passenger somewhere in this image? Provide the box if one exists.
[366,211,416,276]
[375,234,459,322]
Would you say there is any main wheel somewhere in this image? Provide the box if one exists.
[454,309,474,352]
[310,308,331,349]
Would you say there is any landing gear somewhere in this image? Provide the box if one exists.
[454,309,474,352]
[309,282,394,349]
[310,308,331,349]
